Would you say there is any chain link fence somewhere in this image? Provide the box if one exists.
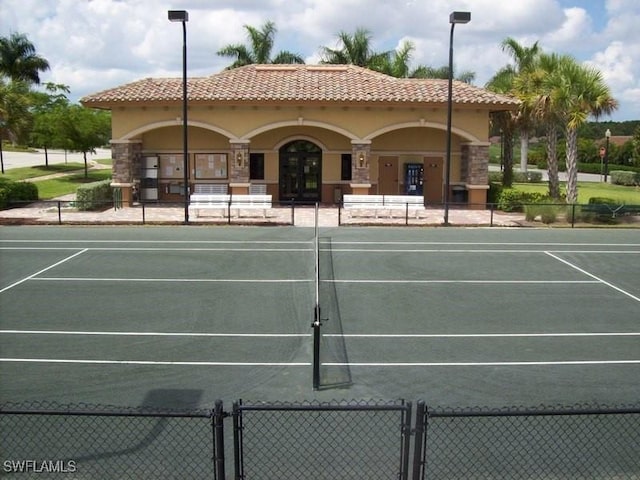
[233,399,412,480]
[2,400,639,479]
[0,401,216,479]
[418,403,640,479]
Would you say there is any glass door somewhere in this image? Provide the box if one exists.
[279,141,322,202]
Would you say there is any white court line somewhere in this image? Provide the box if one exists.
[0,249,88,294]
[31,277,312,283]
[2,330,635,339]
[324,248,640,254]
[323,332,640,338]
[0,358,310,366]
[324,279,599,284]
[0,247,312,252]
[545,251,640,303]
[0,240,312,245]
[0,330,310,338]
[323,360,640,367]
[323,241,640,247]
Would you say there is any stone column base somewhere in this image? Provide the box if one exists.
[465,184,489,209]
[229,183,250,195]
[349,183,371,195]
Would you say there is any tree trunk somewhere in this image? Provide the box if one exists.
[520,129,528,172]
[502,130,514,188]
[565,127,579,204]
[44,146,49,168]
[83,151,88,178]
[546,124,560,200]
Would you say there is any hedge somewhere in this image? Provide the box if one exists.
[0,178,39,209]
[75,179,113,211]
[610,170,640,186]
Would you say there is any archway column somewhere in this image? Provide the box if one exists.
[229,140,250,194]
[462,142,490,209]
[350,140,371,194]
[110,139,142,206]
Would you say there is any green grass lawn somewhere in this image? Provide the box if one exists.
[35,170,113,199]
[3,163,89,181]
[513,182,640,204]
[1,160,113,199]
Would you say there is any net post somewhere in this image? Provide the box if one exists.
[312,202,321,390]
[312,305,321,390]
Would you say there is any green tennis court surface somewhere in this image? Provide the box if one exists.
[1,225,639,409]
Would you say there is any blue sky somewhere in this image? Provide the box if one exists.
[1,0,639,121]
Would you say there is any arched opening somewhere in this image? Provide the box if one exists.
[279,140,322,202]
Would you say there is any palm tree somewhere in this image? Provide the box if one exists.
[411,65,475,83]
[519,53,570,200]
[486,67,518,187]
[546,60,617,203]
[217,21,304,68]
[500,37,541,172]
[320,28,391,70]
[0,32,50,84]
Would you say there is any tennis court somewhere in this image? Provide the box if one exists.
[1,225,639,409]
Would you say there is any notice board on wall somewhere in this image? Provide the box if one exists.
[195,153,227,179]
[158,154,185,179]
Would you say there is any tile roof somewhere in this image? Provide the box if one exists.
[81,64,518,109]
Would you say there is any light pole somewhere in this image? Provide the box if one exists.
[443,11,471,225]
[168,9,189,224]
[604,128,611,183]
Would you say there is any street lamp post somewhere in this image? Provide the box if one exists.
[604,128,611,183]
[443,11,471,225]
[168,9,189,224]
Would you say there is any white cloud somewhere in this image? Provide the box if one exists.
[1,0,639,119]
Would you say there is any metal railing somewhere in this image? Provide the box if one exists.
[2,199,639,227]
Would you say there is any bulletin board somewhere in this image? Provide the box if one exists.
[194,153,228,179]
[158,154,185,179]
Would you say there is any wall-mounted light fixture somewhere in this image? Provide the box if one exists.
[358,152,366,168]
[236,151,244,168]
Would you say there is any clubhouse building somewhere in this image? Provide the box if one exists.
[81,64,518,206]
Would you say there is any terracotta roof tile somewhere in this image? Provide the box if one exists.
[81,64,518,108]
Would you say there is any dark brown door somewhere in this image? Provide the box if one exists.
[378,156,398,195]
[424,156,444,203]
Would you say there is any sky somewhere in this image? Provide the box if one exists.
[1,0,639,122]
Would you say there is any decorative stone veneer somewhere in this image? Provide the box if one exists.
[230,141,250,183]
[461,143,489,185]
[351,142,371,185]
[111,140,142,184]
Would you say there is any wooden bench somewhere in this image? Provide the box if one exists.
[343,194,424,218]
[189,194,230,217]
[230,194,272,218]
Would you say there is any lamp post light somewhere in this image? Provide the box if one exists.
[443,11,470,226]
[604,128,611,183]
[168,9,189,224]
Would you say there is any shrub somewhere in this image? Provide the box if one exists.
[513,171,543,183]
[497,188,548,212]
[487,182,503,205]
[610,170,640,186]
[524,199,562,224]
[488,171,503,183]
[0,178,39,208]
[75,179,113,211]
